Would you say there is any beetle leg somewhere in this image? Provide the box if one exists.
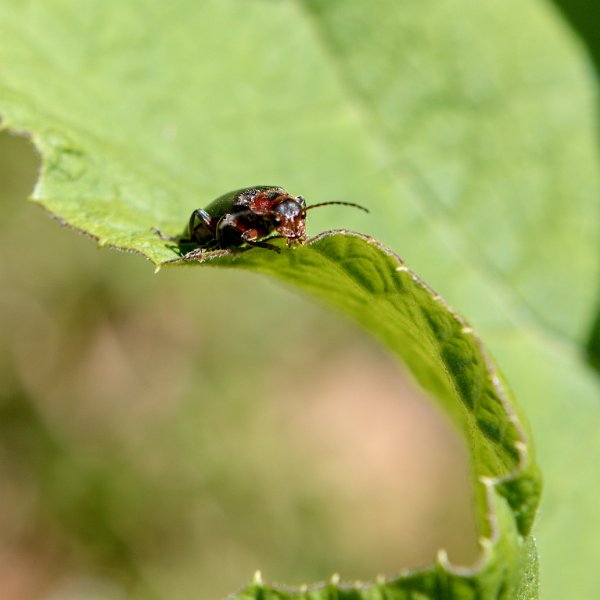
[241,230,281,253]
[191,208,212,230]
[214,214,241,247]
[152,226,177,242]
[153,227,193,257]
[243,239,281,253]
[181,208,214,243]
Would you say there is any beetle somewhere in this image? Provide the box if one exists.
[160,186,368,254]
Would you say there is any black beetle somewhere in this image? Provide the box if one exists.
[158,186,368,254]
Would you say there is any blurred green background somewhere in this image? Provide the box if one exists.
[0,133,478,598]
[550,0,600,364]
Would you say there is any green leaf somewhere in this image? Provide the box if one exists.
[1,0,599,598]
[161,231,541,597]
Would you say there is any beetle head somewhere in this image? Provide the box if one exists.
[271,197,307,244]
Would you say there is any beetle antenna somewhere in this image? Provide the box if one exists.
[303,201,369,214]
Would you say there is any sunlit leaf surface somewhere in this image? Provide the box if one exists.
[1,1,598,598]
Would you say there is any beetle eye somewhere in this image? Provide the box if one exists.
[274,200,301,219]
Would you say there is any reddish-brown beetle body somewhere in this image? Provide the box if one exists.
[165,186,368,254]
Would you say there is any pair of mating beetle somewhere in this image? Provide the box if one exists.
[160,186,368,254]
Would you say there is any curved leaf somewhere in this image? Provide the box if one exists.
[161,231,541,598]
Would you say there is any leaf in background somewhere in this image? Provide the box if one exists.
[0,0,598,598]
[547,0,600,369]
